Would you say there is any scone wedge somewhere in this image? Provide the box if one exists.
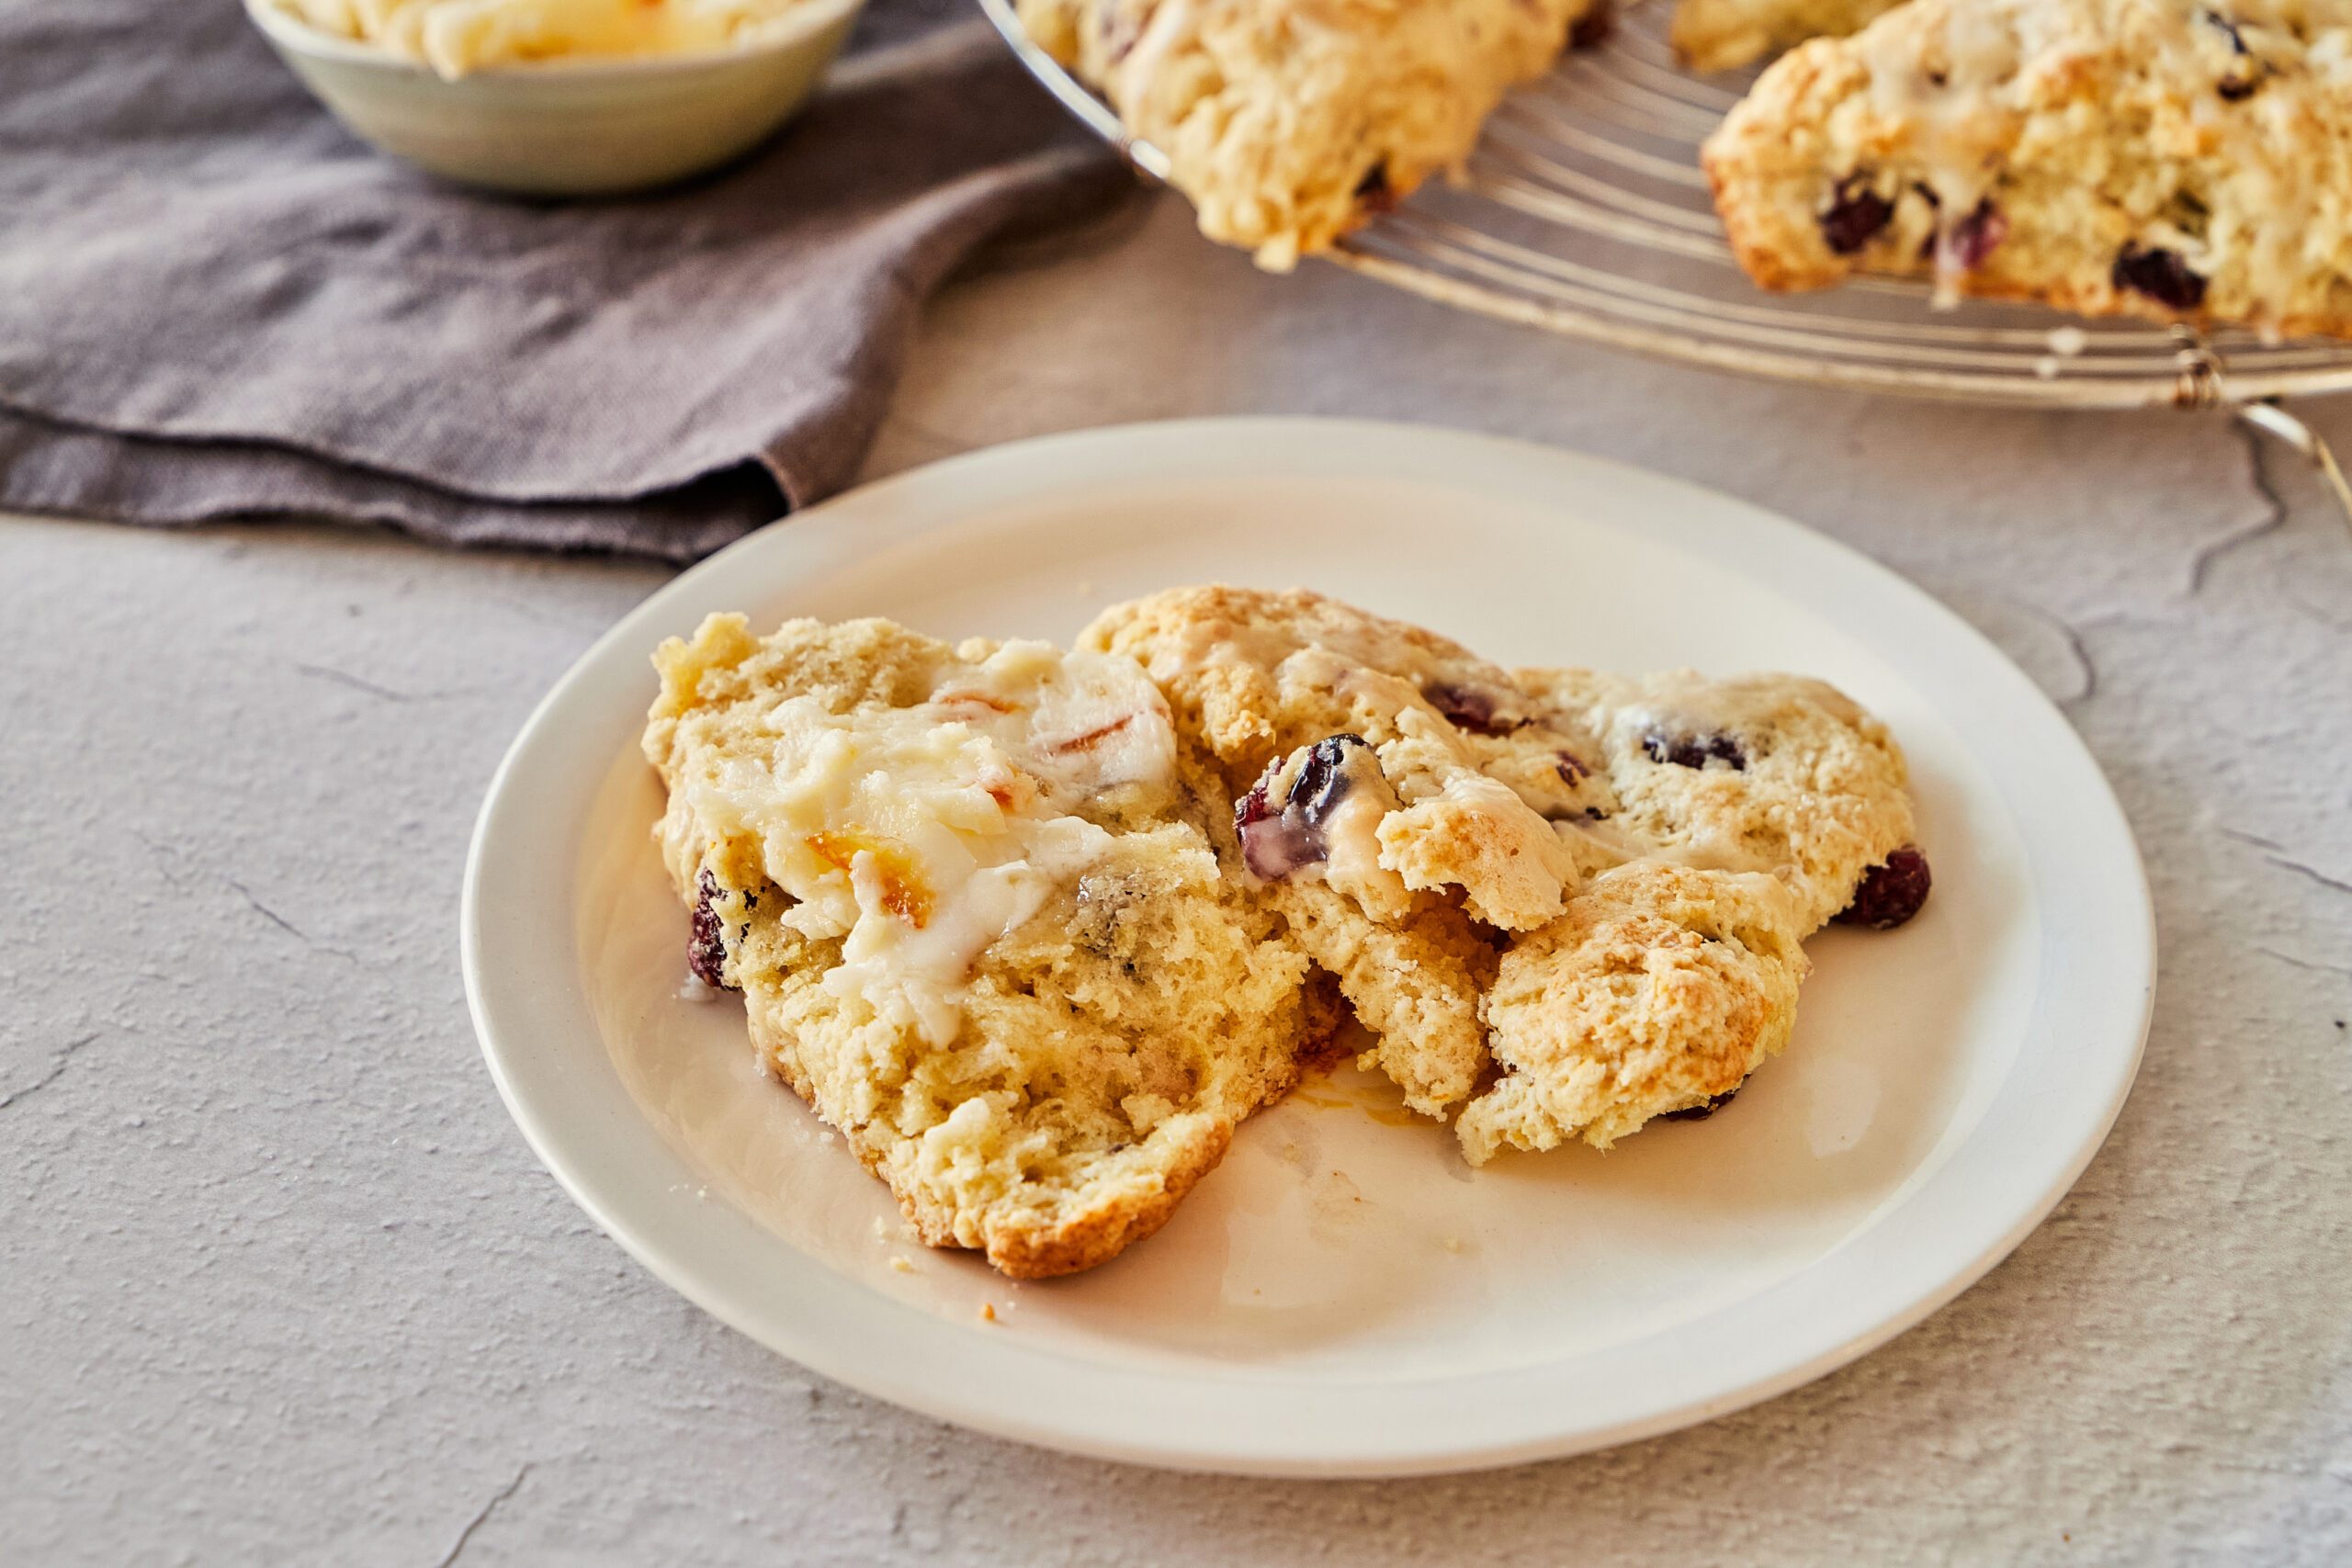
[1016,0,1595,267]
[643,612,1318,1278]
[1702,0,2352,338]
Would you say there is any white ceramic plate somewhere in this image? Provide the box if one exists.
[462,419,2154,1476]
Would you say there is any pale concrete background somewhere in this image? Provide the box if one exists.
[5,192,2349,1565]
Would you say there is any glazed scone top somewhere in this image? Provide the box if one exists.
[1842,0,2352,215]
[650,613,1186,1044]
[272,0,811,77]
[1704,0,2352,333]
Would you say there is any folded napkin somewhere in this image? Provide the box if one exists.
[0,0,1128,560]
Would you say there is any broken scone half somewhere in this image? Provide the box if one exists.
[643,612,1317,1279]
[1455,664,1928,1159]
[1082,585,1604,1117]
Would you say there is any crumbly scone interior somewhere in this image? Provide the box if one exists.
[1460,861,1812,1161]
[644,612,1316,1279]
[1701,0,2352,338]
[1015,0,1593,267]
[1081,585,1608,1115]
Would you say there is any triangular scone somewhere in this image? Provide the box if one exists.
[1511,668,1921,933]
[642,613,1318,1279]
[1671,0,1903,73]
[1083,586,1604,1116]
[1014,0,1594,268]
[1460,862,1811,1162]
[1702,0,2352,338]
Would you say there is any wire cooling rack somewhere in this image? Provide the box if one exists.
[979,0,2352,507]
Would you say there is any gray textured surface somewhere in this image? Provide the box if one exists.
[5,194,2349,1565]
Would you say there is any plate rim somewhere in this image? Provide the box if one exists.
[460,416,2155,1476]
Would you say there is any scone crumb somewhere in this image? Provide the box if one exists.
[979,1303,998,1323]
[888,1256,916,1275]
[1442,1235,1465,1254]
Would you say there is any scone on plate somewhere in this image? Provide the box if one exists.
[1015,0,1595,267]
[1670,0,1905,73]
[1083,586,1601,1117]
[1702,0,2352,337]
[643,612,1319,1278]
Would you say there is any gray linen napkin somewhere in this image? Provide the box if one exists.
[0,0,1127,560]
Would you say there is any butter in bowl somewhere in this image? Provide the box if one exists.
[244,0,869,197]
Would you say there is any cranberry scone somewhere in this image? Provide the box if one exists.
[1082,586,1600,1115]
[1702,0,2352,337]
[1670,0,1904,73]
[1013,0,1594,267]
[1454,667,1927,1160]
[643,613,1319,1279]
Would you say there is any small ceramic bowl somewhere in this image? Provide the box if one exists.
[243,0,869,197]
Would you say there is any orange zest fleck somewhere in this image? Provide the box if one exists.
[934,690,1019,714]
[1045,714,1135,755]
[805,829,933,928]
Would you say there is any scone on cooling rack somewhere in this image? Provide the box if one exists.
[1670,0,1904,72]
[1454,666,1926,1160]
[1082,586,1601,1117]
[642,613,1319,1279]
[1014,0,1596,268]
[1702,0,2352,338]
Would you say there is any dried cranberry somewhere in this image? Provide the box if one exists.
[1292,735,1366,824]
[1423,682,1520,736]
[1237,736,1376,880]
[1819,176,1893,255]
[1939,199,2008,272]
[2205,10,2262,97]
[1570,1,1615,50]
[2113,243,2208,310]
[1642,728,1747,771]
[689,868,738,990]
[1662,1088,1739,1122]
[1835,844,1933,930]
